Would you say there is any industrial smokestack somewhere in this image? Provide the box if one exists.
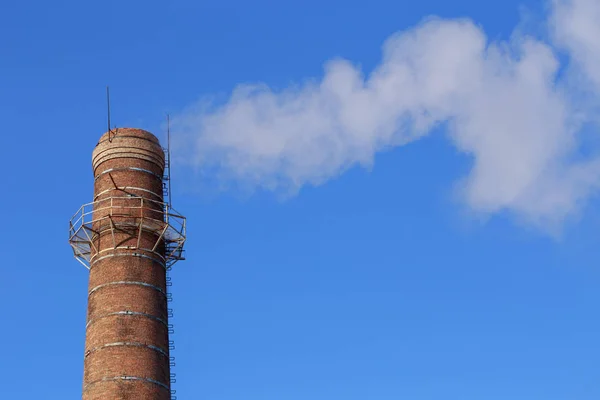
[69,128,186,399]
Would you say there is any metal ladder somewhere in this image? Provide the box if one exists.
[163,145,177,400]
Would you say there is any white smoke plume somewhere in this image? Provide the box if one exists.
[171,0,600,230]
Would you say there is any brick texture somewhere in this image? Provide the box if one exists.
[83,128,172,400]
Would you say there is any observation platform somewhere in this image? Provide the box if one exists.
[69,196,186,269]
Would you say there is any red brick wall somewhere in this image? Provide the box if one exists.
[83,128,172,400]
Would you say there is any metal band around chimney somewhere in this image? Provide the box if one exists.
[94,186,163,201]
[85,342,169,358]
[90,251,166,270]
[83,376,170,392]
[95,167,163,181]
[92,142,165,173]
[88,281,166,297]
[86,311,168,330]
[93,247,167,262]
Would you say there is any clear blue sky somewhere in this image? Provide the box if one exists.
[2,0,600,399]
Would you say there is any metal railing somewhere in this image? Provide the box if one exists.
[69,196,186,269]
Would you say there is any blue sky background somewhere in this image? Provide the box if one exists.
[2,0,600,399]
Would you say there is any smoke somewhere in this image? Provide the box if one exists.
[551,0,600,90]
[171,0,600,231]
